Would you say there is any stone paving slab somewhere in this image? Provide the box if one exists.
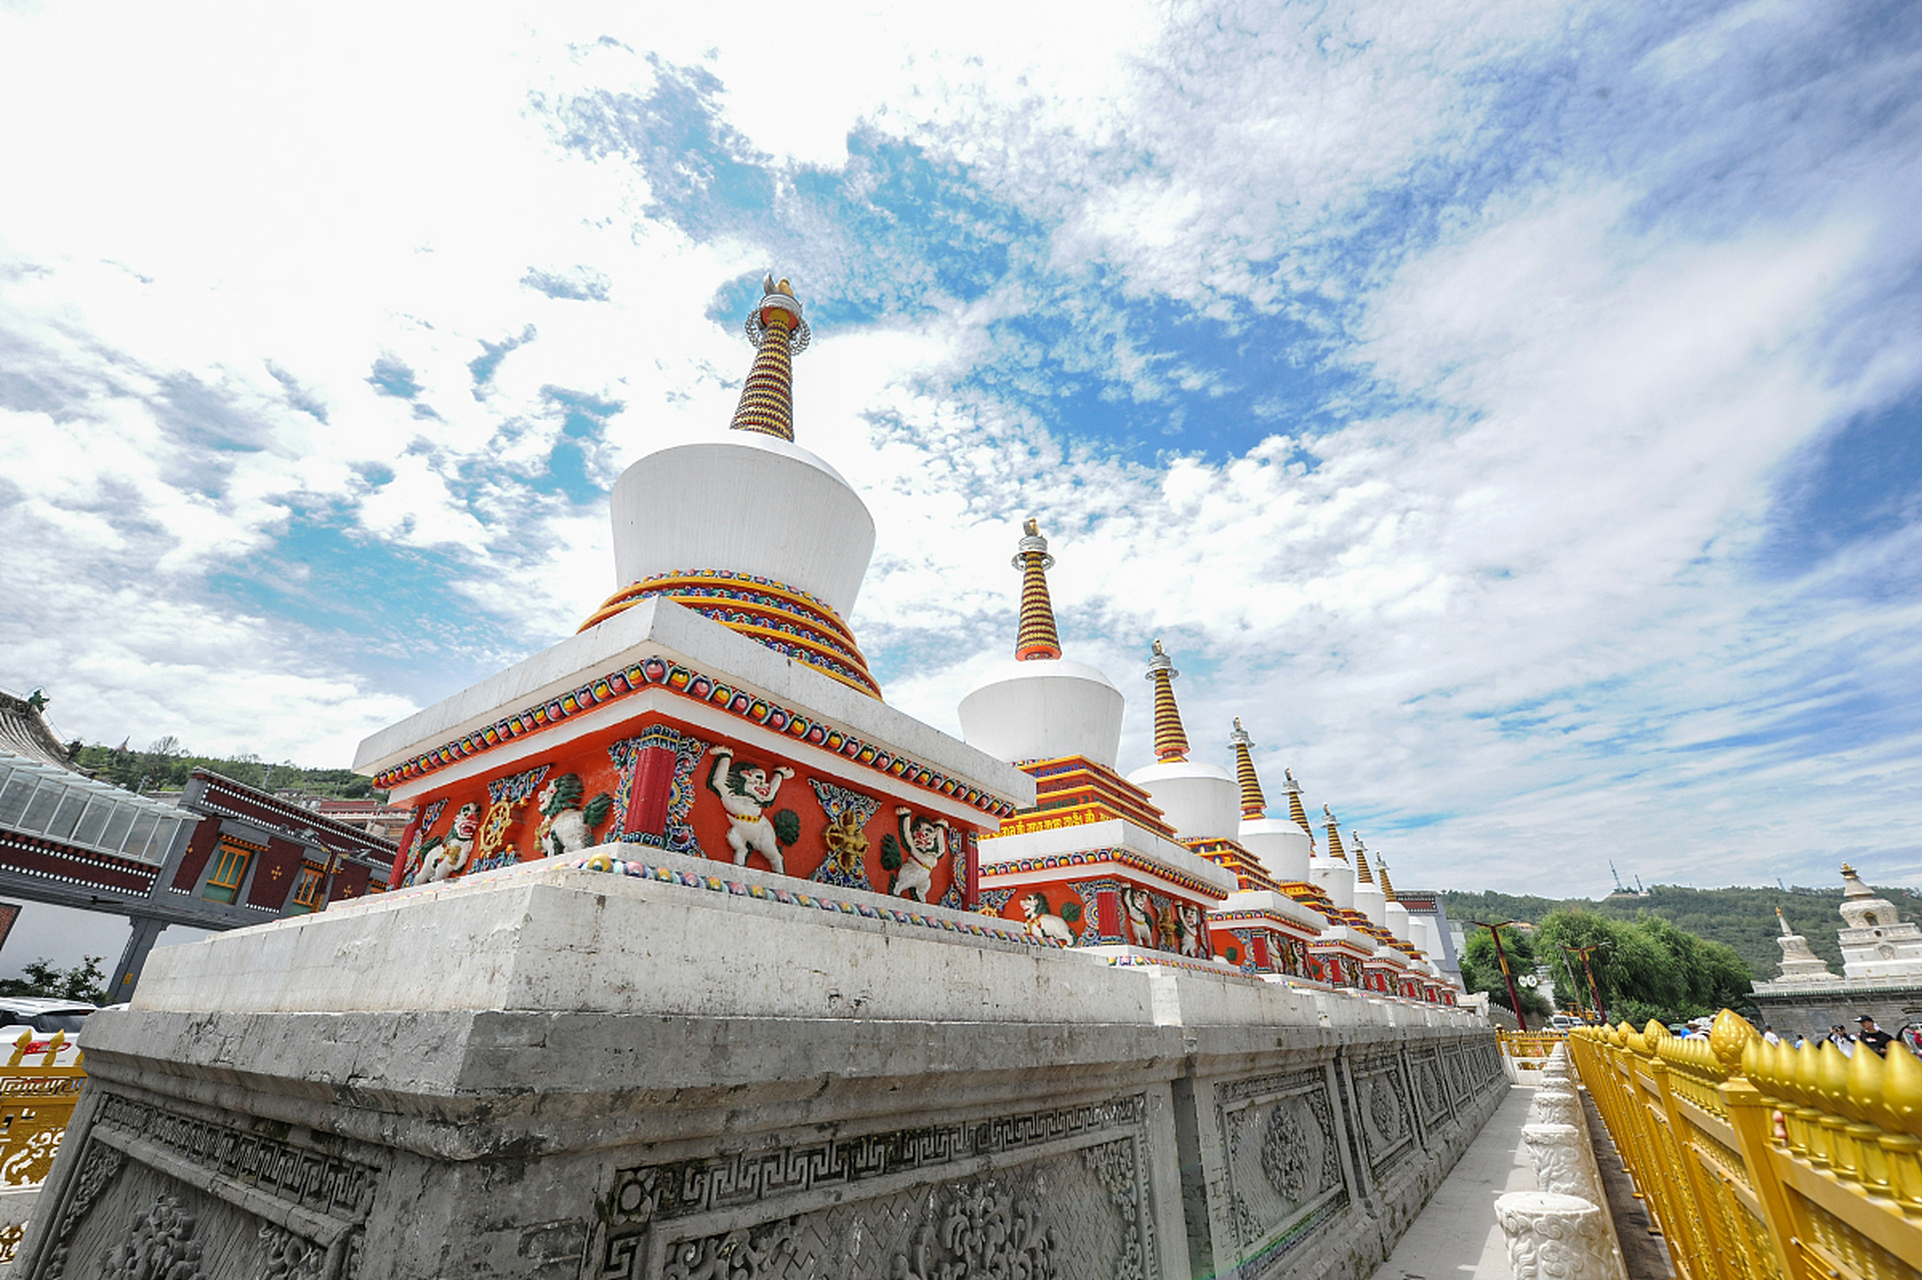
[1370,1084,1537,1280]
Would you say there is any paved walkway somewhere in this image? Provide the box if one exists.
[1370,1086,1538,1280]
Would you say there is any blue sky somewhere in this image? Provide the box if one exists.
[2,0,1919,928]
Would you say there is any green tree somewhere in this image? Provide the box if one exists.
[1535,909,1754,1025]
[0,956,109,1005]
[71,743,386,801]
[1459,924,1552,1020]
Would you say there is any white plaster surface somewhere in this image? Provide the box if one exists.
[130,844,1473,1034]
[1214,887,1328,932]
[1354,881,1387,928]
[352,597,1035,813]
[957,658,1126,769]
[1237,816,1312,881]
[1385,900,1413,944]
[609,435,876,614]
[1310,854,1357,911]
[1127,760,1240,840]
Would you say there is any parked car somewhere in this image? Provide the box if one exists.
[1548,1014,1579,1031]
[0,998,95,1065]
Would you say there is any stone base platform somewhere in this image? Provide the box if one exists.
[19,851,1502,1280]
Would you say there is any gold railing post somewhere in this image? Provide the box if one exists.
[1725,1040,1814,1280]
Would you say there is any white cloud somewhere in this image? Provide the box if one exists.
[1,1,1918,900]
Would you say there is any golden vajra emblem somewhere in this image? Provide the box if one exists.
[823,811,868,874]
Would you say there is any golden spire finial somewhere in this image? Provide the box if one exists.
[1229,718,1265,819]
[1146,640,1188,762]
[1283,767,1315,850]
[730,273,811,440]
[1012,518,1062,661]
[1352,833,1374,884]
[1323,805,1346,861]
[1379,860,1397,902]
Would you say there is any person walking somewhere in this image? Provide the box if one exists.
[1855,1015,1894,1057]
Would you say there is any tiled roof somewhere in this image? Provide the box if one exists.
[0,690,80,773]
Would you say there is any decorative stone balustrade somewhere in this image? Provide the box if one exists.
[1494,1191,1631,1280]
[1522,1121,1605,1204]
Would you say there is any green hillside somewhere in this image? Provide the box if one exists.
[69,739,384,800]
[1439,884,1916,985]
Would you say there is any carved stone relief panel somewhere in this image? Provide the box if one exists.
[1438,1044,1470,1108]
[34,1095,377,1280]
[43,1157,330,1280]
[1215,1069,1347,1271]
[1349,1054,1414,1177]
[591,1096,1157,1280]
[1409,1048,1450,1127]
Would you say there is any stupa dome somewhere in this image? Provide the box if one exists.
[1124,641,1240,840]
[958,520,1126,766]
[580,278,883,697]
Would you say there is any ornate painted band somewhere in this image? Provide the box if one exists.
[370,654,1017,818]
[580,568,882,698]
[976,845,1230,901]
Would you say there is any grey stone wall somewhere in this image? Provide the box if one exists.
[20,1011,1500,1280]
[1751,984,1922,1039]
[16,862,1504,1280]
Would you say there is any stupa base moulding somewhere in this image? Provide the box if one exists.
[19,855,1501,1280]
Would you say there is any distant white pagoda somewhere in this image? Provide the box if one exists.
[1837,863,1922,980]
[1769,907,1835,984]
[1754,866,1922,1035]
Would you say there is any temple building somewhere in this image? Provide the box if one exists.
[1751,864,1922,1037]
[0,689,395,997]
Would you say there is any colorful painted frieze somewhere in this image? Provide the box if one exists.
[386,703,991,912]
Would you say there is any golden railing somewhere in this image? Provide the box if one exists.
[0,1031,87,1265]
[1497,1028,1569,1062]
[1570,1010,1922,1280]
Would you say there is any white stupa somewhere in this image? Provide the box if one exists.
[1770,907,1837,984]
[1230,720,1313,883]
[1351,834,1387,929]
[958,520,1125,766]
[1382,861,1414,944]
[1309,805,1357,913]
[581,276,886,699]
[1125,641,1239,839]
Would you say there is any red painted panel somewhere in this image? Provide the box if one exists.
[247,837,307,910]
[399,710,987,904]
[1251,934,1270,970]
[624,744,676,837]
[0,840,155,893]
[328,860,371,904]
[171,817,223,891]
[1096,889,1119,938]
[387,810,423,890]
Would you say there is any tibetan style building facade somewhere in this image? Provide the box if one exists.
[0,690,396,997]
